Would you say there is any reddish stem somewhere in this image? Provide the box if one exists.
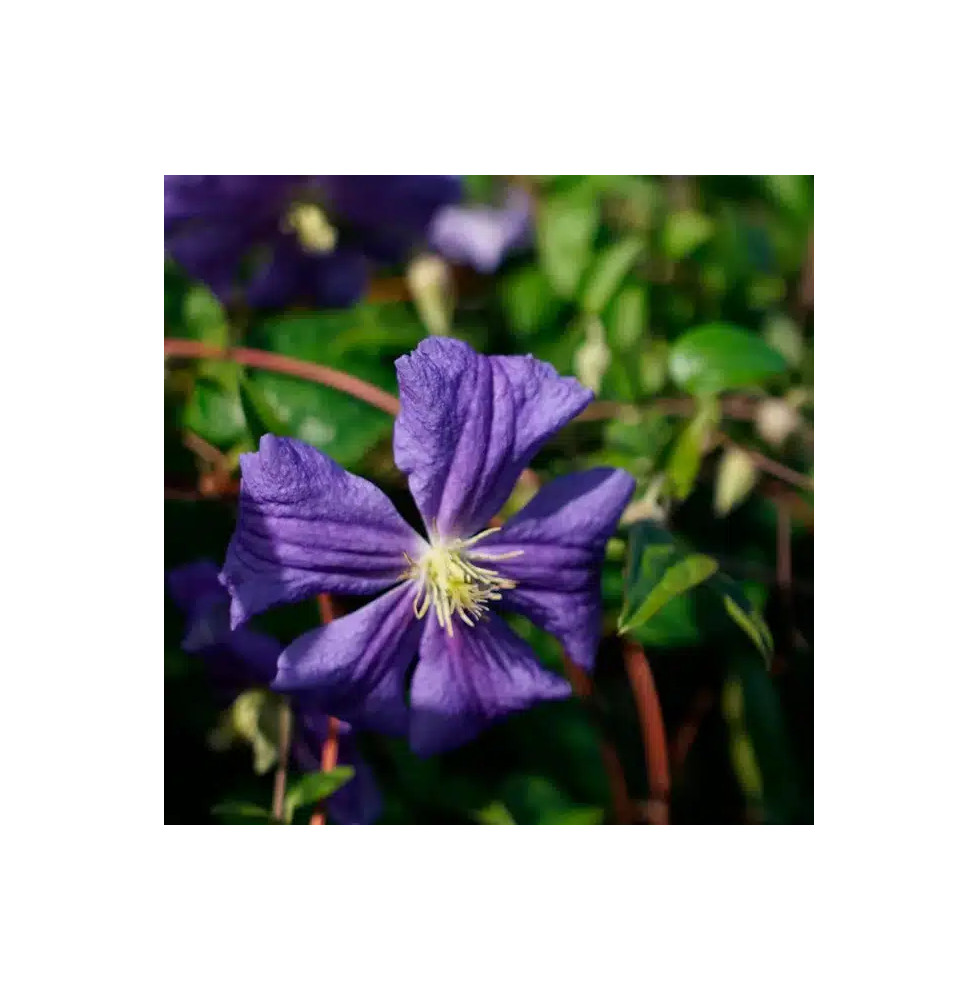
[311,594,344,826]
[622,639,670,824]
[715,429,813,492]
[164,339,401,416]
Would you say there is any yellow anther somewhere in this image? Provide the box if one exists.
[283,203,338,254]
[406,529,524,636]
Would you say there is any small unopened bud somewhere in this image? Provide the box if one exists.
[755,398,801,448]
[407,254,454,336]
[574,317,611,394]
[714,446,758,516]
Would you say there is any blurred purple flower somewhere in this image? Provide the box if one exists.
[163,175,462,310]
[428,187,533,273]
[221,337,634,755]
[167,560,381,824]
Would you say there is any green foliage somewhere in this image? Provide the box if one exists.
[669,322,787,396]
[285,768,355,823]
[537,190,599,298]
[579,236,645,315]
[666,396,720,501]
[184,378,247,448]
[165,174,813,825]
[246,307,407,467]
[661,209,714,260]
[619,520,718,634]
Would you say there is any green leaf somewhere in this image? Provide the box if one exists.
[661,209,715,260]
[579,236,645,314]
[606,284,648,351]
[285,767,355,820]
[239,374,292,448]
[763,314,805,369]
[207,689,284,775]
[637,339,669,395]
[500,265,562,341]
[537,193,599,298]
[707,569,774,665]
[669,322,787,396]
[619,520,718,633]
[722,675,764,800]
[183,286,228,347]
[248,309,403,467]
[474,801,517,825]
[544,806,605,824]
[184,378,246,448]
[666,396,719,501]
[722,594,774,666]
[211,802,272,823]
[723,657,805,822]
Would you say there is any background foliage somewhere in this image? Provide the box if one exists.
[165,174,813,825]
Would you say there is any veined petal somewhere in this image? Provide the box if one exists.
[394,337,592,539]
[408,613,571,756]
[274,582,421,736]
[472,468,634,669]
[222,435,423,627]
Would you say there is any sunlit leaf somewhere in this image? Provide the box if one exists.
[580,236,645,314]
[606,283,648,351]
[669,322,787,396]
[537,192,599,298]
[211,802,272,823]
[184,378,246,449]
[474,801,516,824]
[619,520,718,633]
[500,265,562,341]
[662,209,714,260]
[285,767,355,821]
[183,285,228,347]
[666,396,719,500]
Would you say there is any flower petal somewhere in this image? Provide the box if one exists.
[274,582,421,736]
[394,337,593,538]
[472,468,634,668]
[322,175,463,249]
[247,238,368,310]
[428,188,532,273]
[408,613,572,756]
[222,435,423,627]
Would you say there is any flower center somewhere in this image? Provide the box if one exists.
[404,528,523,637]
[283,203,338,254]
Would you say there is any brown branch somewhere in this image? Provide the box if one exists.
[271,699,292,823]
[622,639,670,824]
[578,395,765,424]
[164,339,401,416]
[167,342,814,482]
[715,430,813,492]
[311,593,344,826]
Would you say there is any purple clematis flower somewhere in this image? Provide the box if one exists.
[428,186,533,273]
[221,337,634,756]
[167,560,382,824]
[164,175,462,310]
